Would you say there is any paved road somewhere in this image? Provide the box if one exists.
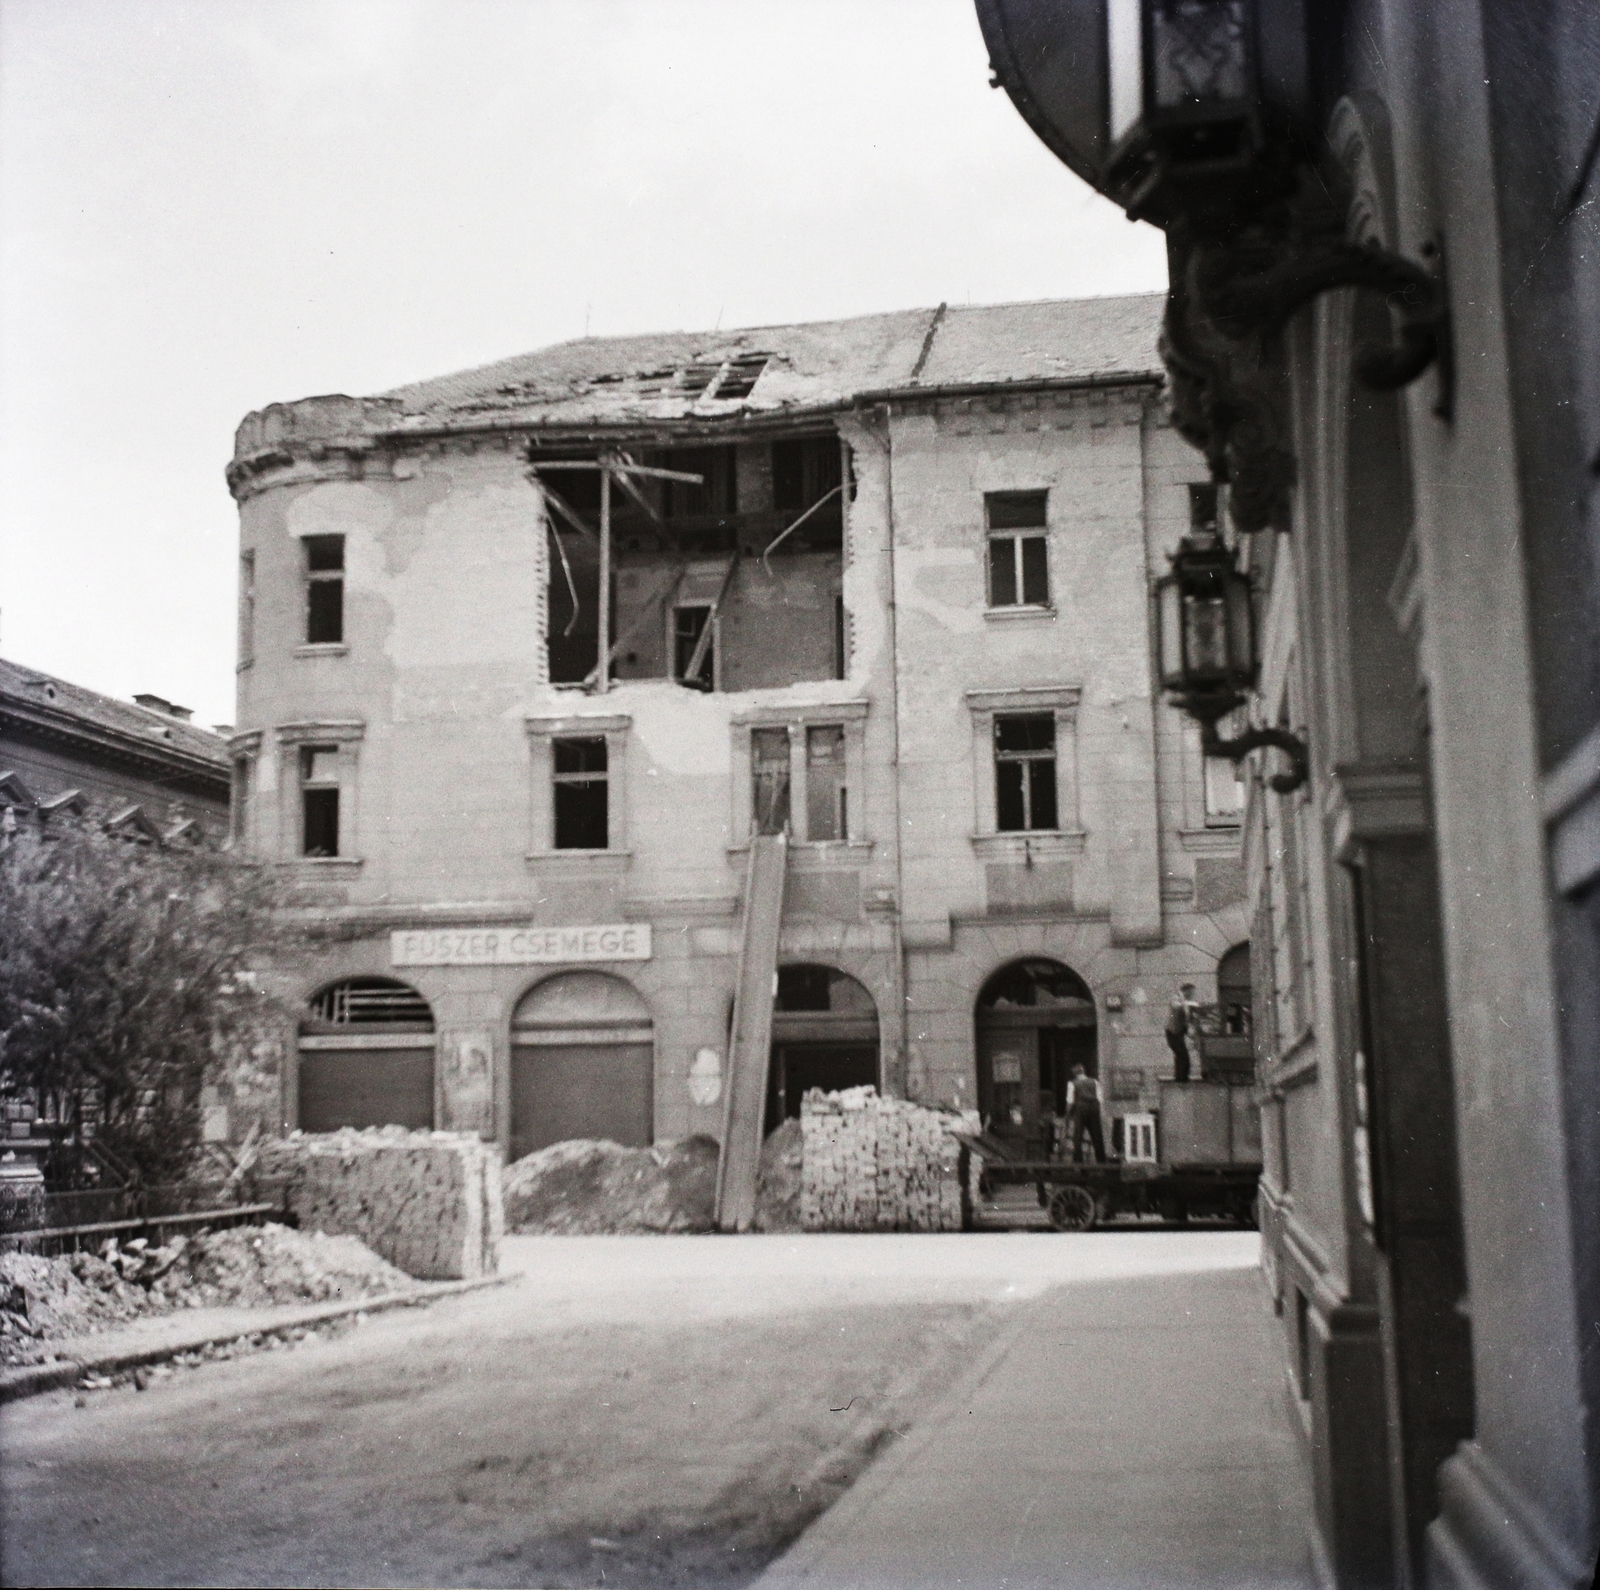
[2,1232,1275,1588]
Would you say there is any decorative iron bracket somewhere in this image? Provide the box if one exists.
[1200,718,1309,795]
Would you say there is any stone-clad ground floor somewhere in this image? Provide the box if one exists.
[232,900,1247,1160]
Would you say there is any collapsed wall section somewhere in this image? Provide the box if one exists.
[799,1087,964,1232]
[261,1127,503,1280]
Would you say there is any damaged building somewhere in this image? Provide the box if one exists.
[224,294,1248,1165]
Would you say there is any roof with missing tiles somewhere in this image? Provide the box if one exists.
[0,657,230,784]
[376,292,1166,431]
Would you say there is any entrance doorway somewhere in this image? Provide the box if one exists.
[975,959,1097,1157]
[510,972,653,1162]
[766,964,879,1131]
[298,977,436,1132]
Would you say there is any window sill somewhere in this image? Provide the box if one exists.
[983,604,1056,622]
[295,644,349,659]
[970,830,1086,858]
[282,856,363,874]
[1178,826,1241,853]
[526,849,633,873]
[726,839,874,862]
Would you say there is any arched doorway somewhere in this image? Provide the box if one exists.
[510,972,653,1161]
[298,977,436,1132]
[766,965,879,1131]
[1204,942,1256,1084]
[975,959,1096,1156]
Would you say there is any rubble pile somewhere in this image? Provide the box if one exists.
[0,1223,408,1367]
[800,1087,965,1232]
[260,1126,503,1281]
[503,1136,718,1233]
[753,1118,804,1233]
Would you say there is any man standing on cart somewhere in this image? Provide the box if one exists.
[1066,1065,1106,1164]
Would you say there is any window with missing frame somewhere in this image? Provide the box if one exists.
[994,713,1059,832]
[985,491,1050,608]
[553,737,609,850]
[304,535,345,644]
[301,746,340,856]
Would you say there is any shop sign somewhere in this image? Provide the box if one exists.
[391,923,652,967]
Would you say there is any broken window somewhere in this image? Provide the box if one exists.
[673,605,715,690]
[304,535,345,644]
[238,550,256,665]
[985,491,1049,608]
[301,746,341,856]
[995,714,1058,832]
[806,725,848,841]
[752,728,791,836]
[658,447,737,519]
[553,737,609,849]
[772,435,844,550]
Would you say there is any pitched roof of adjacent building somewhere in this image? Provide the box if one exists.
[0,657,230,785]
[377,292,1166,431]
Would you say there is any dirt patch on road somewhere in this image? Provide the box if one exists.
[1,1224,408,1365]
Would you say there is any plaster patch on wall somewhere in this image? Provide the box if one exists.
[386,482,543,671]
[284,482,396,576]
[898,546,983,633]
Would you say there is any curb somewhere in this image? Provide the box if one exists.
[750,1284,1054,1588]
[0,1271,513,1405]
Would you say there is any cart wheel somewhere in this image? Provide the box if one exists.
[1048,1185,1097,1232]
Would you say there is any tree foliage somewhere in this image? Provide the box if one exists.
[0,821,285,1184]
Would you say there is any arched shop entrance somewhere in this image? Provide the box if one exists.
[975,959,1097,1157]
[510,972,653,1162]
[298,977,436,1132]
[1204,942,1255,1084]
[765,965,879,1131]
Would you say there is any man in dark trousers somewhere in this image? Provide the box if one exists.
[1166,982,1198,1083]
[1067,1065,1106,1164]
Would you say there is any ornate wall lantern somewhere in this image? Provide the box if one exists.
[976,0,1450,536]
[1153,510,1307,792]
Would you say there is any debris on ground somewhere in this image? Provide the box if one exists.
[753,1117,804,1233]
[503,1136,719,1234]
[0,1223,408,1366]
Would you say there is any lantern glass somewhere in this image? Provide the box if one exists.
[1150,0,1251,112]
[1224,564,1256,678]
[1183,591,1231,683]
[1108,0,1144,142]
[1157,573,1185,691]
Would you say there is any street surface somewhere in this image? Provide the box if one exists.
[2,1231,1274,1588]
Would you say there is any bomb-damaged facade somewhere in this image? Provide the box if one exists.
[223,293,1253,1167]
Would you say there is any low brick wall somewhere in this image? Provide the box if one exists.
[260,1128,503,1281]
[800,1088,964,1232]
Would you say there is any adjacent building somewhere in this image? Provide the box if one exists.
[225,293,1250,1169]
[0,657,230,844]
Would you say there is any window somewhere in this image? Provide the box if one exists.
[657,446,737,519]
[806,725,848,841]
[985,491,1049,608]
[553,737,609,849]
[673,605,714,690]
[304,535,345,644]
[752,728,791,836]
[1205,756,1246,821]
[301,746,340,856]
[995,714,1059,832]
[773,436,842,512]
[238,550,256,665]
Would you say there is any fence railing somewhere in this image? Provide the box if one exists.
[0,1177,292,1250]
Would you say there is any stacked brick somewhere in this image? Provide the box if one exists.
[260,1126,503,1281]
[799,1087,964,1232]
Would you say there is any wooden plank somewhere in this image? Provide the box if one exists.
[597,466,612,694]
[715,832,788,1231]
[682,554,738,683]
[0,1204,280,1244]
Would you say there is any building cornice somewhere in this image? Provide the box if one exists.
[0,699,229,799]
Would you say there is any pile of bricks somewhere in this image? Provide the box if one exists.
[799,1087,964,1232]
[260,1127,503,1281]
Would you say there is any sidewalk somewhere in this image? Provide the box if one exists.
[756,1263,1314,1590]
[0,1272,509,1403]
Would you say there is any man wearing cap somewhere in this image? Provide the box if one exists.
[1166,983,1198,1083]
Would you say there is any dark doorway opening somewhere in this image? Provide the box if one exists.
[975,958,1097,1158]
[764,965,879,1133]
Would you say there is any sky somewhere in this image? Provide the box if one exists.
[0,0,1166,731]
